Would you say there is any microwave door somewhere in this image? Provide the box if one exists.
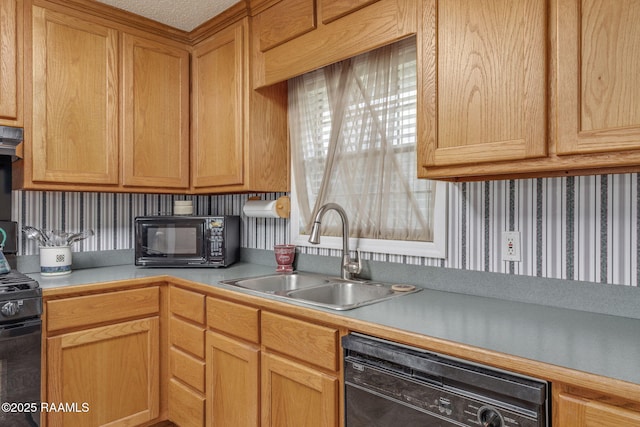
[142,223,206,264]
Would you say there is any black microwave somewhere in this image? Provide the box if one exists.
[135,216,240,267]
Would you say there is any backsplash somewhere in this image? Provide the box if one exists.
[12,173,640,287]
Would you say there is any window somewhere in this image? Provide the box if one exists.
[289,37,447,258]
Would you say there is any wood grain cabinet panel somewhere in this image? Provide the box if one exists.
[31,6,119,185]
[262,311,338,371]
[47,317,160,427]
[191,20,245,189]
[170,316,205,358]
[207,296,259,343]
[169,347,205,393]
[256,0,316,51]
[170,286,206,324]
[121,33,189,189]
[206,330,260,427]
[418,0,547,173]
[46,287,159,333]
[319,0,379,24]
[192,17,289,193]
[168,378,205,427]
[557,0,640,155]
[556,392,640,427]
[0,0,21,125]
[261,352,338,427]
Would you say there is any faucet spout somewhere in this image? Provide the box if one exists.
[308,203,361,280]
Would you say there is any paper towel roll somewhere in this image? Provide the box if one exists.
[243,196,290,218]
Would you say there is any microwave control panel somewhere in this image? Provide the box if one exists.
[208,219,225,259]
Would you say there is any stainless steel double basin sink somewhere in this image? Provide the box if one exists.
[220,272,420,311]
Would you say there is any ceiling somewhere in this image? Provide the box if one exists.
[94,0,241,32]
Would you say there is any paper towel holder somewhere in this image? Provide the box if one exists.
[245,196,290,219]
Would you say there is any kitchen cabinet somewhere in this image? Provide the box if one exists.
[24,3,190,192]
[0,0,22,126]
[261,311,339,427]
[417,0,547,175]
[251,0,416,87]
[30,5,119,186]
[205,297,260,427]
[168,286,206,427]
[121,33,190,190]
[255,0,387,52]
[204,296,340,427]
[556,0,640,156]
[191,17,289,193]
[554,385,640,427]
[44,287,161,427]
[418,0,640,180]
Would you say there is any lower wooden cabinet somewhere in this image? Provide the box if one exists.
[44,287,161,427]
[261,352,338,427]
[556,391,640,427]
[168,286,206,427]
[42,281,640,427]
[46,317,160,427]
[206,330,260,426]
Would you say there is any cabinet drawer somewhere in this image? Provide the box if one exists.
[170,347,205,393]
[169,378,205,427]
[170,316,205,358]
[47,287,159,332]
[262,311,338,371]
[170,286,205,324]
[256,0,316,51]
[207,297,259,343]
[320,0,379,24]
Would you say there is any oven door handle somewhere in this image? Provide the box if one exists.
[0,318,41,339]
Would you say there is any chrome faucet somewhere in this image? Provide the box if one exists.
[308,203,362,280]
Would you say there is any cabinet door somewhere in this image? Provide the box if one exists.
[255,0,315,52]
[121,34,189,189]
[261,352,338,427]
[0,0,21,125]
[206,330,259,427]
[31,6,119,185]
[191,20,246,189]
[47,317,160,427]
[557,392,640,427]
[557,0,640,155]
[419,0,546,170]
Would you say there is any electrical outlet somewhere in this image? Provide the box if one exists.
[502,231,521,262]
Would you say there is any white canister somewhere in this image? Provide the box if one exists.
[40,246,72,276]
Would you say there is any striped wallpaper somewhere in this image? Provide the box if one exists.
[11,173,640,287]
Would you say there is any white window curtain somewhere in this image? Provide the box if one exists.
[289,37,445,257]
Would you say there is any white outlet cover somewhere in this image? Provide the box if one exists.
[502,231,521,262]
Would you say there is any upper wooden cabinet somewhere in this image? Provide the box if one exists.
[251,0,416,87]
[419,0,640,180]
[0,0,22,126]
[121,33,190,189]
[191,21,245,189]
[191,17,288,193]
[556,0,640,155]
[22,4,191,192]
[254,0,383,53]
[418,0,547,172]
[31,6,119,185]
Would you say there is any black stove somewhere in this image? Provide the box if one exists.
[0,270,42,324]
[0,270,42,426]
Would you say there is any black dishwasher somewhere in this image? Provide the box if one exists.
[342,333,549,427]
